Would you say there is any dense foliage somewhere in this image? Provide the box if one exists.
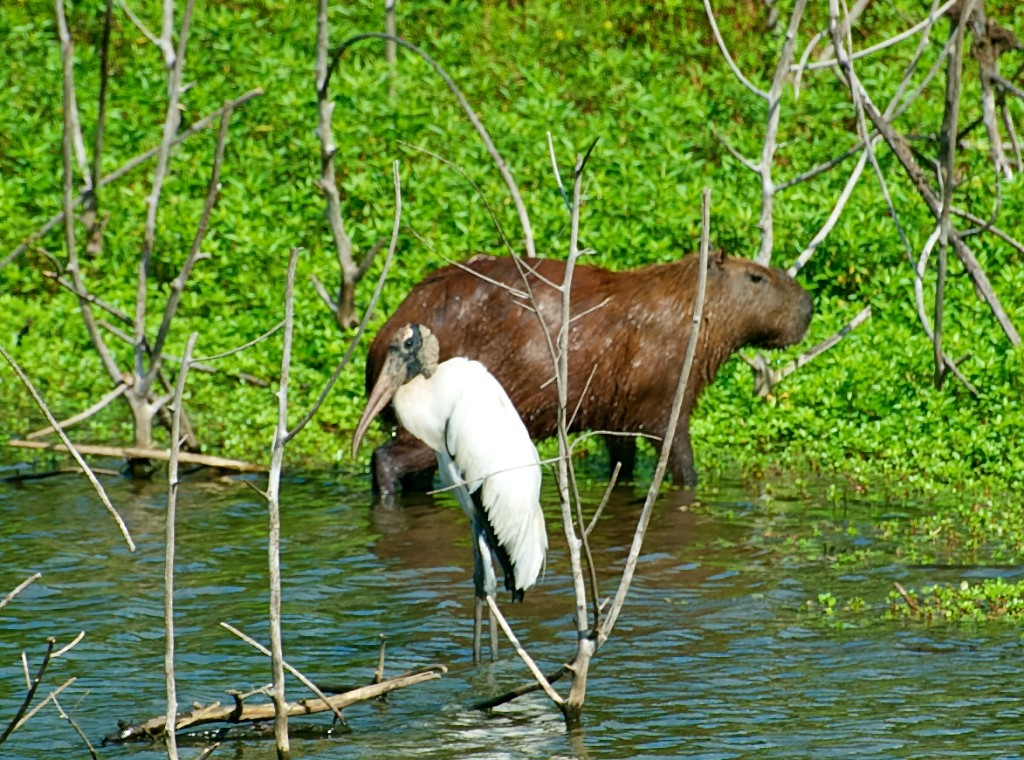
[1,0,1022,498]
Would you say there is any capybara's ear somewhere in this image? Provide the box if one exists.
[707,246,725,269]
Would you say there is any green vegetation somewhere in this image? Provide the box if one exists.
[1,0,1022,504]
[802,578,1024,626]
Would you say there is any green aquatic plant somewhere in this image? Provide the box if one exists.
[887,578,1024,624]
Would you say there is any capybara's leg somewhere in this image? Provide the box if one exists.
[666,424,698,486]
[371,430,438,495]
[604,434,637,482]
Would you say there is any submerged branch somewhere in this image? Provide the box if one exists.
[105,665,447,743]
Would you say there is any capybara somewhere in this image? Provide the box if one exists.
[363,250,813,495]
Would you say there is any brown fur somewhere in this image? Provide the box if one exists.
[364,251,813,495]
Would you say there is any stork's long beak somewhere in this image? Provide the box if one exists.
[351,353,408,459]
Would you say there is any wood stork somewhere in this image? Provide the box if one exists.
[351,323,548,662]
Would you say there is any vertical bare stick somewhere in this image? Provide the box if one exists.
[267,248,300,758]
[315,0,361,329]
[0,344,134,550]
[55,0,122,384]
[934,2,970,387]
[555,149,592,655]
[385,0,397,97]
[136,0,196,390]
[374,634,386,684]
[598,187,712,644]
[164,332,197,760]
[756,0,808,264]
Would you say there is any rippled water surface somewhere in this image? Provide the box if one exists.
[1,468,1021,758]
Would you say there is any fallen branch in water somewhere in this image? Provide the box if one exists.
[105,664,447,744]
[892,581,920,612]
[6,439,264,473]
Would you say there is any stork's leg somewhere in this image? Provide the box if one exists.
[475,532,500,661]
[472,597,483,664]
[470,518,489,663]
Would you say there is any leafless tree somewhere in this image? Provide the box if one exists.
[7,1,264,474]
[707,0,1023,395]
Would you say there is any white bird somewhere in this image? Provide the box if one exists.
[351,323,547,662]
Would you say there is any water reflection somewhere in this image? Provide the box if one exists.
[0,468,1021,758]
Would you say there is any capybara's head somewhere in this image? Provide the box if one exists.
[704,250,813,349]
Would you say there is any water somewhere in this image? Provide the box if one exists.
[1,468,1021,758]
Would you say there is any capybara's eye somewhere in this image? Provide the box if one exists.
[747,273,765,284]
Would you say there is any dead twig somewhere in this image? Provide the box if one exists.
[0,345,134,549]
[741,305,873,397]
[51,694,99,760]
[1,635,82,745]
[892,581,920,611]
[0,574,43,612]
[220,622,348,727]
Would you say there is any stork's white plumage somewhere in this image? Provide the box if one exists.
[351,323,547,658]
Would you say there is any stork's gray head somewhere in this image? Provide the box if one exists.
[351,323,440,459]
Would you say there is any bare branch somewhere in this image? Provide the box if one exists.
[756,0,809,263]
[789,146,871,275]
[264,248,300,755]
[703,0,768,99]
[484,597,563,706]
[327,34,536,258]
[585,461,621,538]
[828,2,1020,346]
[776,138,866,190]
[135,0,196,394]
[116,1,162,51]
[3,89,263,271]
[6,677,77,740]
[0,574,42,612]
[310,272,338,311]
[147,103,236,380]
[108,666,446,742]
[398,140,516,256]
[164,332,197,760]
[220,622,348,726]
[0,344,135,550]
[803,0,960,71]
[26,383,128,439]
[55,0,123,385]
[709,122,759,173]
[1,638,62,744]
[599,187,713,644]
[286,161,401,442]
[744,305,873,396]
[51,694,99,760]
[192,321,285,363]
